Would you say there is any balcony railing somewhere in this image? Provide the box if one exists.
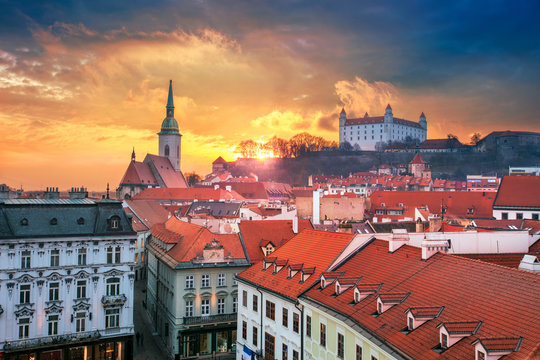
[3,330,100,351]
[183,313,236,326]
[101,294,127,307]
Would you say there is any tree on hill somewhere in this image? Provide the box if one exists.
[470,132,482,145]
[185,172,201,186]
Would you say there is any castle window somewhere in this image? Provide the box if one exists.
[165,144,170,156]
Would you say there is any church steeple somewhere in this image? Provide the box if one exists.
[166,79,174,118]
[131,147,136,161]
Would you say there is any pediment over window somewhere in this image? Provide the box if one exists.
[73,301,91,312]
[47,272,62,281]
[15,306,35,317]
[45,303,64,314]
[104,269,124,277]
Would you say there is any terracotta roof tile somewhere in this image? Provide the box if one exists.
[441,321,482,335]
[407,306,444,319]
[476,337,523,352]
[494,176,540,209]
[133,187,243,201]
[301,240,540,359]
[119,161,158,185]
[237,230,354,300]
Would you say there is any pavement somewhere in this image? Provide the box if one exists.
[133,278,169,360]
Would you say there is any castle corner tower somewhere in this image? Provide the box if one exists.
[158,80,182,172]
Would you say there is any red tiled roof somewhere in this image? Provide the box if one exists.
[133,187,243,201]
[119,161,158,185]
[441,321,482,335]
[417,138,463,149]
[123,208,149,232]
[410,153,427,164]
[151,216,245,263]
[125,199,170,229]
[213,156,227,164]
[144,154,187,188]
[301,240,540,359]
[239,220,313,263]
[237,229,354,300]
[370,191,495,219]
[494,176,540,208]
[487,130,540,138]
[476,337,523,352]
[408,306,444,319]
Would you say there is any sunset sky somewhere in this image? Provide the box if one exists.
[1,1,539,190]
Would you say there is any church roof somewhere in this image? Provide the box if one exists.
[119,161,159,186]
[159,80,180,135]
[144,154,187,188]
[213,156,227,164]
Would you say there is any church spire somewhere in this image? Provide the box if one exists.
[166,80,174,118]
[131,147,136,161]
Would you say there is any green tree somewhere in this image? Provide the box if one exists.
[185,172,201,186]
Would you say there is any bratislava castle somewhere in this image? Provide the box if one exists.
[339,104,427,150]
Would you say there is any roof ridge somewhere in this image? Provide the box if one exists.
[444,252,539,277]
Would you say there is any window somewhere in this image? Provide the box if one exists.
[408,317,414,330]
[266,300,275,320]
[21,218,28,226]
[293,350,299,360]
[282,308,288,327]
[50,218,58,225]
[19,318,30,339]
[242,290,247,307]
[105,308,120,328]
[265,333,275,359]
[78,248,87,266]
[377,301,382,314]
[21,250,31,269]
[20,284,31,304]
[533,213,539,221]
[242,321,247,340]
[106,278,120,296]
[50,249,60,267]
[218,273,226,287]
[75,312,86,332]
[516,213,523,220]
[185,300,194,317]
[282,344,288,360]
[293,313,299,333]
[76,280,86,299]
[320,323,326,347]
[201,274,210,288]
[185,275,194,289]
[77,217,85,225]
[253,326,258,347]
[306,315,312,337]
[233,297,238,313]
[47,282,59,301]
[48,315,59,335]
[441,333,448,348]
[477,350,486,360]
[217,298,225,314]
[201,298,210,315]
[253,294,258,312]
[110,216,120,229]
[107,246,121,264]
[165,144,170,156]
[502,212,508,220]
[356,345,363,360]
[337,333,344,358]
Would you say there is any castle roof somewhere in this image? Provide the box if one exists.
[386,103,392,110]
[213,156,227,164]
[410,152,427,164]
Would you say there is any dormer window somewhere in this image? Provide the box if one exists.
[377,292,410,314]
[321,278,326,289]
[21,218,28,226]
[437,321,482,350]
[477,350,485,360]
[335,284,341,295]
[408,317,414,331]
[77,217,85,225]
[377,302,382,314]
[467,208,474,215]
[472,337,522,360]
[441,333,448,348]
[109,216,121,230]
[50,218,58,225]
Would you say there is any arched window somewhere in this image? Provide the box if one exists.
[164,144,170,156]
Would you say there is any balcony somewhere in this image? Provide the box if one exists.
[3,330,100,351]
[183,313,236,326]
[101,294,127,307]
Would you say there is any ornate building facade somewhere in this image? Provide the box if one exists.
[0,195,136,359]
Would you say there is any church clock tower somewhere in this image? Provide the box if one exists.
[158,80,182,172]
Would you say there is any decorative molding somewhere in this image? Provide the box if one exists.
[72,301,91,312]
[44,302,64,315]
[14,305,35,318]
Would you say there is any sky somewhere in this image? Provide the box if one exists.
[0,0,539,190]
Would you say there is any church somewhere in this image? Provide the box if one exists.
[116,81,187,199]
[339,104,427,151]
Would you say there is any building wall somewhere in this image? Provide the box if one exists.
[236,282,302,360]
[295,195,367,222]
[303,301,397,360]
[146,249,245,357]
[0,235,136,353]
[493,209,540,221]
[340,122,426,151]
[159,133,181,172]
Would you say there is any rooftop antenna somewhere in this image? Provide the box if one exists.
[106,183,110,199]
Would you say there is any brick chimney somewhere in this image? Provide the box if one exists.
[428,215,442,232]
[44,187,60,199]
[416,217,424,233]
[69,187,88,199]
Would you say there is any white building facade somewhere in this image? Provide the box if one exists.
[339,105,427,151]
[0,197,136,359]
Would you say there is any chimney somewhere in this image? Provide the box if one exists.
[214,184,220,190]
[292,215,298,234]
[422,233,449,260]
[429,215,442,232]
[44,186,60,199]
[225,185,232,192]
[416,217,424,233]
[312,190,321,225]
[389,229,409,252]
[69,187,88,199]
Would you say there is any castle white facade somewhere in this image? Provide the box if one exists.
[339,104,427,151]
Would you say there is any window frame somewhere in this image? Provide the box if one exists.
[19,284,31,304]
[265,300,275,321]
[185,300,194,317]
[21,250,31,269]
[105,308,120,329]
[78,248,87,266]
[320,323,326,347]
[49,282,60,301]
[185,275,194,289]
[106,278,120,296]
[217,298,225,314]
[76,280,87,299]
[201,298,210,316]
[201,274,210,288]
[50,249,60,267]
[282,307,288,327]
[293,313,299,333]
